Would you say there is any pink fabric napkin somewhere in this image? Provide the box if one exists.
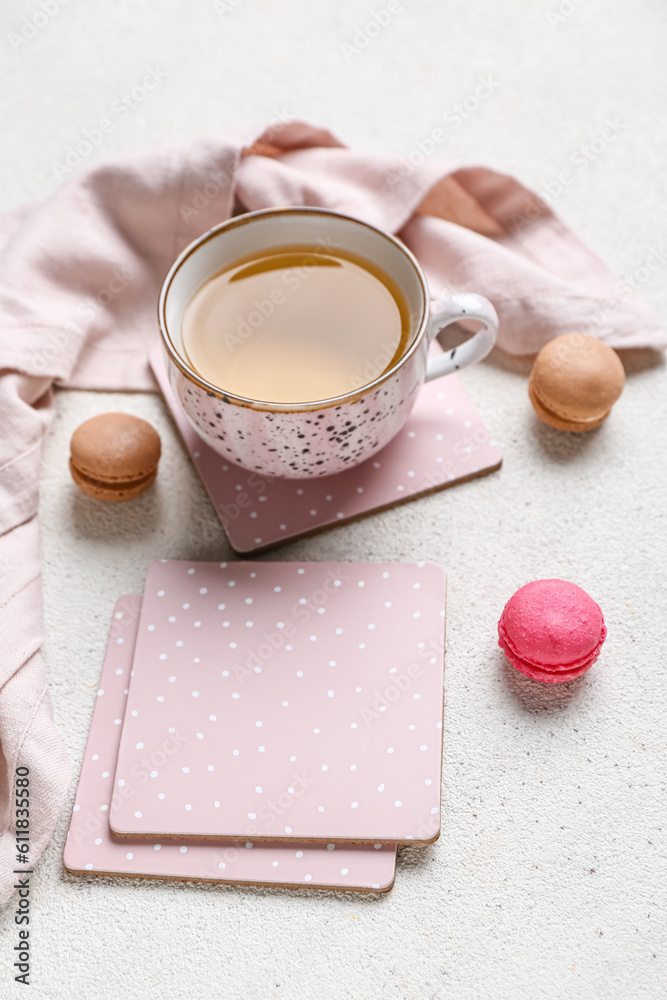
[0,119,664,904]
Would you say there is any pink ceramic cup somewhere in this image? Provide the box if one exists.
[158,207,498,479]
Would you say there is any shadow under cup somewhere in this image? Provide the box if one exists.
[159,207,431,479]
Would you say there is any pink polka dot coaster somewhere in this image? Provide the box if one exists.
[150,343,501,554]
[64,595,397,892]
[109,560,446,845]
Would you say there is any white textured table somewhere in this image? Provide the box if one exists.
[1,2,666,998]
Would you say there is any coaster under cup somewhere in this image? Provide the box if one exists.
[64,595,397,892]
[150,344,501,554]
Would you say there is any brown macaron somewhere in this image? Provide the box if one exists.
[529,333,625,432]
[70,413,161,502]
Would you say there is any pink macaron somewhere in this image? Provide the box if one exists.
[498,579,607,683]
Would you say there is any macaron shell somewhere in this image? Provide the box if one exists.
[499,579,605,670]
[498,611,606,672]
[497,578,606,686]
[499,638,598,684]
[528,374,611,433]
[529,333,625,428]
[70,413,161,481]
[70,459,157,503]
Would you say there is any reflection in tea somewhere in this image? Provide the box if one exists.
[182,245,411,404]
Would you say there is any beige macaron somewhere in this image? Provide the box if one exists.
[70,413,161,502]
[529,333,625,432]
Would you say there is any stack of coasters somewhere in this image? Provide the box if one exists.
[64,596,396,891]
[65,560,446,891]
[150,343,501,554]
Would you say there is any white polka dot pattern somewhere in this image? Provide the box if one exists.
[110,562,446,843]
[150,344,500,554]
[63,595,397,891]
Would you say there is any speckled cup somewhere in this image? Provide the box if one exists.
[158,207,498,478]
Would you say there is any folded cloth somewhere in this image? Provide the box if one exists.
[0,119,664,904]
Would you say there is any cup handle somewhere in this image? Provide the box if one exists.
[425,292,498,382]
